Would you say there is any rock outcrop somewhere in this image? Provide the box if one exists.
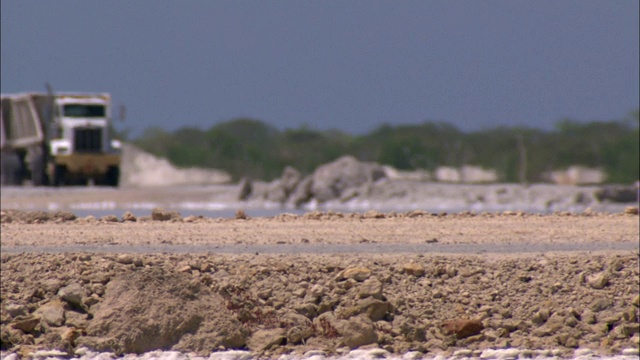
[242,156,387,206]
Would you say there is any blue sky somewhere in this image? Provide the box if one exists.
[2,1,638,137]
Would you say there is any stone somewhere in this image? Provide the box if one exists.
[335,315,378,349]
[343,297,390,322]
[590,298,613,312]
[246,328,286,351]
[121,211,137,222]
[531,309,550,325]
[294,303,318,319]
[281,312,313,344]
[264,166,302,203]
[564,316,578,328]
[35,299,66,327]
[83,268,249,354]
[445,265,458,277]
[286,325,314,345]
[115,254,134,265]
[398,319,426,342]
[531,321,563,337]
[309,156,386,203]
[151,208,181,221]
[440,318,484,339]
[100,215,119,222]
[358,277,383,299]
[10,316,40,333]
[5,303,28,318]
[402,263,426,277]
[58,283,84,307]
[594,185,638,203]
[237,177,253,201]
[289,176,313,206]
[587,272,609,289]
[625,206,639,215]
[339,267,372,282]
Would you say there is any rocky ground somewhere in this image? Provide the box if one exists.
[1,209,639,359]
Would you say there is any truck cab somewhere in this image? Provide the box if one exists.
[47,94,121,186]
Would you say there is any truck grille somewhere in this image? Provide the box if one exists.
[74,128,102,152]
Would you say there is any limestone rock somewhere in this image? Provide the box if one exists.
[335,315,378,349]
[115,254,135,265]
[289,176,313,207]
[358,277,383,300]
[339,267,372,282]
[246,328,286,351]
[100,215,119,222]
[582,309,597,324]
[237,177,253,201]
[343,297,390,322]
[531,309,550,325]
[402,263,426,277]
[58,283,84,307]
[281,312,314,344]
[151,208,181,221]
[35,299,66,327]
[440,318,484,339]
[310,156,386,203]
[121,211,137,222]
[5,303,28,318]
[10,316,40,333]
[587,272,609,289]
[84,267,247,354]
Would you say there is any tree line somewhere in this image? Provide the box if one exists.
[128,111,639,184]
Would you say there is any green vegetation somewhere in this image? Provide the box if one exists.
[131,111,639,184]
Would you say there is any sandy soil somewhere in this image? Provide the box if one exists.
[1,210,638,249]
[1,209,639,358]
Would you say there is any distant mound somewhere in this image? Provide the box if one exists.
[119,143,231,187]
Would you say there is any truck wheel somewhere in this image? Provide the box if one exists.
[52,165,68,187]
[1,152,23,185]
[29,154,48,186]
[105,166,120,187]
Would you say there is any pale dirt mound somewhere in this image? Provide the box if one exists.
[80,266,247,355]
[119,143,231,187]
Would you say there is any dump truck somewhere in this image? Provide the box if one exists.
[0,92,121,186]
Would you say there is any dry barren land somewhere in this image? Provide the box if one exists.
[1,209,639,358]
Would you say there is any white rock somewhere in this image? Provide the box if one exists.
[453,349,473,357]
[622,348,640,356]
[208,350,253,360]
[303,350,327,358]
[401,351,424,360]
[303,356,327,360]
[85,353,117,360]
[573,348,593,357]
[552,349,564,356]
[495,348,520,359]
[344,348,388,359]
[430,356,450,360]
[480,349,498,359]
[30,349,68,358]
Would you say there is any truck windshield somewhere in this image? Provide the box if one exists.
[63,104,106,118]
